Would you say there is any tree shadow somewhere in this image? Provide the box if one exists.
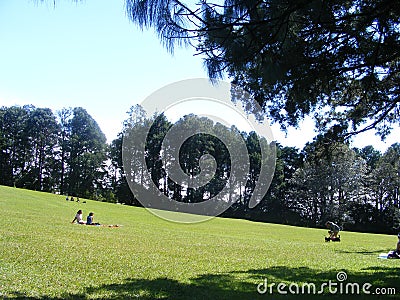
[244,265,399,284]
[6,266,400,300]
[238,265,400,299]
[336,249,389,255]
[5,275,255,300]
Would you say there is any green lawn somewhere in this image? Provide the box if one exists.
[0,185,399,299]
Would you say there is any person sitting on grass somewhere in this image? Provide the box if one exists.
[387,233,400,259]
[71,210,86,224]
[325,221,341,239]
[86,212,101,226]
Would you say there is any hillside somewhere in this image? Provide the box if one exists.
[0,185,398,299]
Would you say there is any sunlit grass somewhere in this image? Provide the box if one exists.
[0,185,399,299]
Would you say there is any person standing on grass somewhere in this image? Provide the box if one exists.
[71,209,86,224]
[325,221,341,239]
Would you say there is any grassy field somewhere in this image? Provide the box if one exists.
[0,185,399,299]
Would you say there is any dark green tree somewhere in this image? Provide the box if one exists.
[254,145,304,224]
[288,140,367,225]
[242,131,262,213]
[0,106,31,187]
[56,108,73,195]
[354,145,382,172]
[343,143,400,233]
[109,133,139,205]
[368,143,400,231]
[67,107,107,197]
[145,113,172,195]
[25,107,59,191]
[0,106,14,186]
[164,115,231,205]
[126,0,400,138]
[119,105,154,205]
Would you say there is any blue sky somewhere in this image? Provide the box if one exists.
[0,0,206,139]
[0,0,398,152]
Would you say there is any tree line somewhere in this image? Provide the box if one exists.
[0,105,107,199]
[1,104,399,233]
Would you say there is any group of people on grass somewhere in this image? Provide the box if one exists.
[71,209,399,256]
[71,209,120,227]
[66,195,84,202]
[71,210,100,225]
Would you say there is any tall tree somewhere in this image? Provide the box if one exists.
[126,0,400,138]
[0,106,31,187]
[109,133,139,205]
[253,145,304,224]
[288,141,367,225]
[345,143,400,233]
[67,107,107,197]
[118,105,149,205]
[56,108,73,195]
[25,107,59,191]
[370,145,400,211]
[0,106,13,186]
[354,145,382,172]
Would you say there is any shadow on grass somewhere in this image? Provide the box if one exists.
[336,249,389,255]
[6,266,400,300]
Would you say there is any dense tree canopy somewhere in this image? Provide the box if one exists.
[1,104,399,232]
[0,106,107,198]
[126,0,400,138]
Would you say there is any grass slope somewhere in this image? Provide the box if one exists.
[0,185,399,299]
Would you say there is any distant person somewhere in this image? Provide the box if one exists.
[325,221,341,239]
[76,197,80,202]
[71,209,86,224]
[70,196,74,201]
[86,212,100,226]
[388,233,400,259]
[66,196,69,201]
